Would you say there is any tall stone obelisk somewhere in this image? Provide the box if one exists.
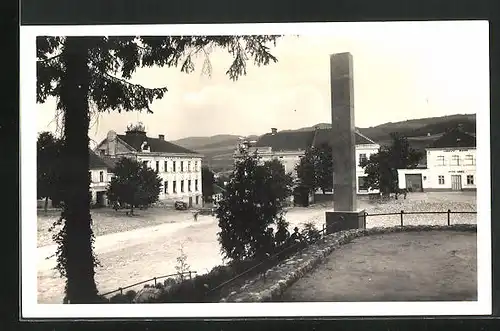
[325,52,365,234]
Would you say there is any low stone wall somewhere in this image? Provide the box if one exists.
[221,224,477,303]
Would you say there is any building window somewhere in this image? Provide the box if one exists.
[99,171,104,182]
[173,161,176,172]
[465,155,474,165]
[181,180,185,193]
[358,176,368,191]
[181,161,184,172]
[188,161,191,172]
[467,175,474,185]
[438,175,445,185]
[196,196,199,205]
[164,181,168,194]
[173,181,177,193]
[142,160,148,168]
[436,156,445,166]
[451,155,460,166]
[88,171,92,183]
[194,161,198,172]
[195,179,198,191]
[359,154,367,166]
[188,180,192,192]
[164,161,168,172]
[155,161,159,172]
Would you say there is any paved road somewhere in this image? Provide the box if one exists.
[37,208,328,303]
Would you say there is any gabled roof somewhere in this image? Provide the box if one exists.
[313,128,377,147]
[213,184,226,194]
[101,156,119,172]
[89,149,111,170]
[427,128,476,149]
[255,131,315,151]
[117,132,199,155]
[255,128,377,152]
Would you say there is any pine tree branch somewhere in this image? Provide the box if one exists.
[37,53,63,63]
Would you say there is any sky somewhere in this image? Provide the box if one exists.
[35,21,489,145]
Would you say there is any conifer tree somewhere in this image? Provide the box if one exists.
[37,36,280,303]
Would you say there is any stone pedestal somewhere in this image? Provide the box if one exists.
[325,210,366,234]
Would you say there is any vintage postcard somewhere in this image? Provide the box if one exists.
[20,21,491,318]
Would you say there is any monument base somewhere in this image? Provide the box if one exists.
[325,210,366,234]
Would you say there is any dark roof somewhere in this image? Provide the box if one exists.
[89,149,110,169]
[255,131,314,151]
[428,129,476,149]
[117,132,198,155]
[101,156,119,171]
[213,184,225,194]
[255,129,376,151]
[313,128,376,147]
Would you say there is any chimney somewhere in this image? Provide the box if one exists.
[158,134,165,140]
[271,128,278,135]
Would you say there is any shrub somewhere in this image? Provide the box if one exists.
[124,290,137,301]
[301,222,321,244]
[216,148,293,262]
[109,293,130,303]
[175,243,191,282]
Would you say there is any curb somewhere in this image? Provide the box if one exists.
[221,223,477,302]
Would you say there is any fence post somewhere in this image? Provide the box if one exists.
[154,277,157,286]
[189,271,192,280]
[447,209,451,226]
[400,210,404,227]
[364,211,367,229]
[119,287,123,295]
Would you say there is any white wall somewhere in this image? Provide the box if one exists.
[397,147,476,191]
[355,144,380,172]
[397,168,431,190]
[258,152,303,177]
[355,144,380,194]
[89,167,110,205]
[137,155,203,205]
[426,148,476,190]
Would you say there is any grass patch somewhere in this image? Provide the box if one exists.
[279,230,477,302]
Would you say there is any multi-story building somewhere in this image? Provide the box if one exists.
[89,149,113,207]
[397,128,476,192]
[95,123,203,207]
[234,127,380,194]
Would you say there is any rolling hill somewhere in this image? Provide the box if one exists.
[171,113,476,172]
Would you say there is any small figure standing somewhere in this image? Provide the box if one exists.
[262,227,276,257]
[289,227,303,244]
[193,211,199,222]
[275,226,290,247]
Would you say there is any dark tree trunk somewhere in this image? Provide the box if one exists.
[59,37,99,303]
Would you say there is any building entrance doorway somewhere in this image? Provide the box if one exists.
[451,175,462,191]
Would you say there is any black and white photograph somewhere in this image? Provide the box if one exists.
[21,21,491,318]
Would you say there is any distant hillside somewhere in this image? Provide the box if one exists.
[171,134,259,172]
[171,113,476,172]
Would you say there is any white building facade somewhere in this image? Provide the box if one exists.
[355,143,381,194]
[89,149,113,207]
[397,129,476,192]
[95,125,203,207]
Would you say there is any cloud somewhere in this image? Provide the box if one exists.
[36,22,488,142]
